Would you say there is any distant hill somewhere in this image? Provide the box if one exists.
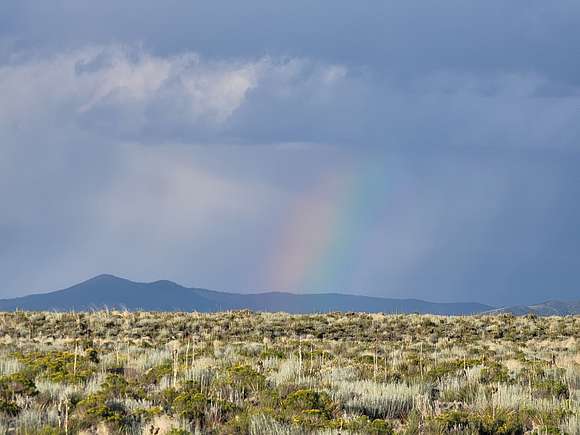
[0,275,493,315]
[483,300,580,316]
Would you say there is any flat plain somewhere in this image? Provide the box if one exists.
[0,311,578,434]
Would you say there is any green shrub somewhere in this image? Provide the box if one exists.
[76,393,128,427]
[15,351,94,383]
[534,379,569,400]
[427,358,482,381]
[0,398,20,416]
[173,390,208,421]
[225,364,265,397]
[476,409,525,435]
[259,348,286,359]
[331,416,394,434]
[143,362,173,384]
[436,409,525,434]
[480,361,511,384]
[85,347,99,364]
[435,410,471,431]
[101,373,129,397]
[37,427,65,435]
[282,389,334,420]
[0,372,38,399]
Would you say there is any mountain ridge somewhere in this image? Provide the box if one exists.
[0,274,488,314]
[0,274,576,315]
[482,300,580,316]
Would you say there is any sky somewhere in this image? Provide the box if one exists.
[1,1,580,305]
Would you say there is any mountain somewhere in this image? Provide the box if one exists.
[483,300,580,316]
[188,287,493,315]
[0,274,494,314]
[0,275,221,312]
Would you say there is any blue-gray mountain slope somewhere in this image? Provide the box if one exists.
[0,274,493,314]
[483,300,580,316]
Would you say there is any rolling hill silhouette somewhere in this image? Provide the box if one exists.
[0,274,495,314]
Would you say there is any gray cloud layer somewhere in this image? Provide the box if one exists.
[1,2,579,304]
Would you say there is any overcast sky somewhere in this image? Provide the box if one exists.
[1,1,580,305]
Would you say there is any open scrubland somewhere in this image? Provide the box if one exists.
[0,311,578,434]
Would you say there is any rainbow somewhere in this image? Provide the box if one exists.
[266,158,387,292]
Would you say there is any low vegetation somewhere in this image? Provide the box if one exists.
[0,311,578,434]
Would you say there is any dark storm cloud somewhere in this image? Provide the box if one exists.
[2,1,580,149]
[4,1,580,82]
[0,1,579,305]
[1,45,578,149]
